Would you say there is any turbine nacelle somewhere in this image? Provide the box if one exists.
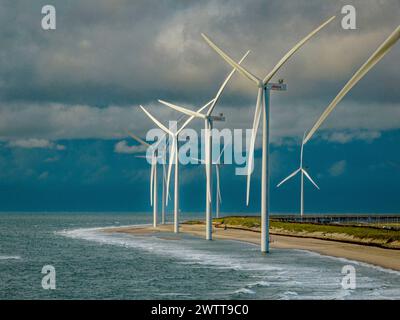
[208,114,225,122]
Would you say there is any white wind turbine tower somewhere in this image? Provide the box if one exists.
[201,16,336,252]
[277,133,319,217]
[126,131,168,226]
[158,51,250,240]
[140,99,215,233]
[303,25,400,145]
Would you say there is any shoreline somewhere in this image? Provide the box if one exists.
[105,223,400,271]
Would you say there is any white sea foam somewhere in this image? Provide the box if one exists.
[58,225,400,276]
[0,255,21,260]
[57,225,271,272]
[246,281,271,288]
[233,288,256,295]
[295,249,400,275]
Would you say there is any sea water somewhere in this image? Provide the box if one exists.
[0,213,399,299]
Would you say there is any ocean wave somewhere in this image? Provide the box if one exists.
[56,223,150,236]
[0,255,21,260]
[57,225,400,276]
[233,288,256,295]
[246,280,271,288]
[57,225,277,272]
[296,249,400,276]
[283,291,298,296]
[56,225,400,300]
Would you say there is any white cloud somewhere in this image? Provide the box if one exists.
[7,138,66,150]
[55,144,66,150]
[322,130,381,144]
[0,103,180,141]
[0,98,399,150]
[328,160,347,177]
[38,171,49,180]
[114,140,146,154]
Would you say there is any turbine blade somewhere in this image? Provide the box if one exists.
[246,88,263,205]
[126,130,150,147]
[161,160,169,207]
[302,169,320,190]
[176,113,187,125]
[263,16,336,84]
[163,147,171,203]
[198,99,216,113]
[201,33,260,85]
[216,143,228,164]
[158,99,206,119]
[150,161,155,206]
[304,25,400,144]
[140,105,172,135]
[276,168,301,187]
[205,121,212,203]
[166,138,176,205]
[216,164,222,203]
[178,99,215,133]
[207,50,251,116]
[190,156,204,163]
[162,160,167,185]
[163,138,171,204]
[300,132,306,168]
[151,134,167,150]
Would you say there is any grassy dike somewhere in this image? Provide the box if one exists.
[185,216,400,249]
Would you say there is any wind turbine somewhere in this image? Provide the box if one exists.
[201,16,336,252]
[277,133,319,217]
[303,25,400,144]
[158,51,250,240]
[126,131,167,226]
[140,99,215,233]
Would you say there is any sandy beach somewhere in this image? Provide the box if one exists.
[106,223,400,271]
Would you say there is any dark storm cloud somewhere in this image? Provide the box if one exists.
[0,0,398,142]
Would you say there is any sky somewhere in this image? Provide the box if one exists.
[0,0,399,214]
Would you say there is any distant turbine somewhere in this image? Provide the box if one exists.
[277,133,319,217]
[127,131,166,227]
[158,50,250,240]
[304,25,400,144]
[127,113,192,225]
[201,16,335,252]
[140,99,215,233]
